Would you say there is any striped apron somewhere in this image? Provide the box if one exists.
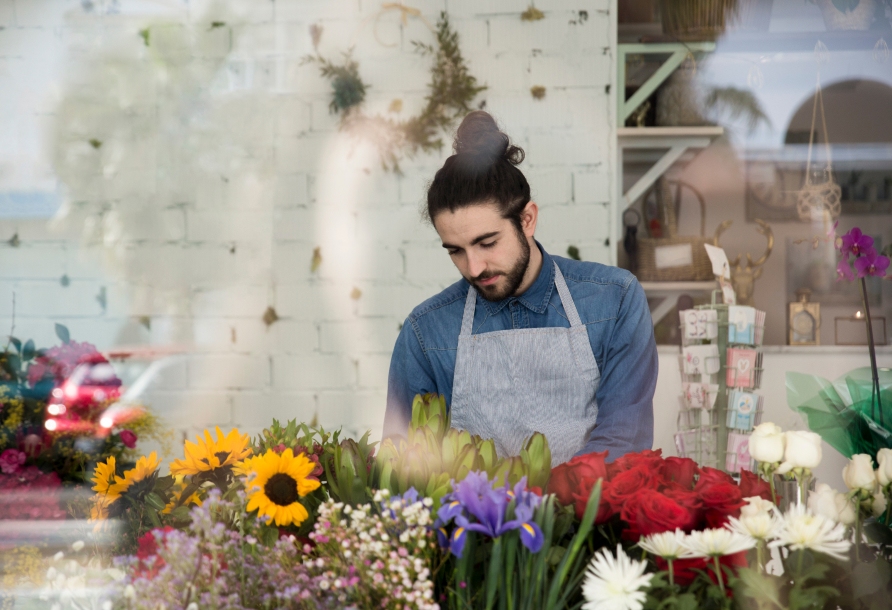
[450,262,601,467]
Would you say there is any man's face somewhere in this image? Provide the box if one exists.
[433,202,533,302]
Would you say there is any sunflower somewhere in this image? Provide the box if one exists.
[245,448,321,527]
[91,456,119,500]
[170,427,252,477]
[109,451,161,497]
[162,475,203,514]
[90,494,112,521]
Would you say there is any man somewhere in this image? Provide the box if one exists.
[383,111,657,465]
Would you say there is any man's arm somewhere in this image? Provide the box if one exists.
[579,277,657,461]
[383,318,438,441]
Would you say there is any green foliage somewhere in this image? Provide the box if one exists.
[372,393,551,510]
[304,51,368,114]
[704,87,771,133]
[306,12,485,172]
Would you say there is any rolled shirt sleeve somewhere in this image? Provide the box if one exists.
[579,277,657,461]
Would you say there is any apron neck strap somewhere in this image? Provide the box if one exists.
[460,262,583,336]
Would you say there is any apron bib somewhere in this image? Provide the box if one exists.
[450,262,601,466]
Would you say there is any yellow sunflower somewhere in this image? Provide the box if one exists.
[109,451,161,497]
[162,475,203,514]
[170,427,252,476]
[245,448,321,527]
[89,494,112,521]
[91,456,119,500]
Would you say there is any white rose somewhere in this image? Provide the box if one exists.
[749,422,785,464]
[877,448,892,487]
[871,492,887,517]
[740,496,776,518]
[775,430,822,474]
[808,483,856,526]
[842,454,877,493]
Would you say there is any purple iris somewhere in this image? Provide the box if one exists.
[840,228,873,257]
[435,471,544,558]
[854,248,890,278]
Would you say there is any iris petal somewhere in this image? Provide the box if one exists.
[519,521,544,553]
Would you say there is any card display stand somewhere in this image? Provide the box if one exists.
[675,292,765,474]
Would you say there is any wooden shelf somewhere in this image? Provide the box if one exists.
[640,281,718,326]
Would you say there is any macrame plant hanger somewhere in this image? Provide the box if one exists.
[797,62,841,222]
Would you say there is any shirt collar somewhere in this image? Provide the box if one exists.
[479,242,554,316]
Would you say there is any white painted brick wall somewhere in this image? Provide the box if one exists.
[0,0,616,448]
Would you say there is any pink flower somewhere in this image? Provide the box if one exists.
[26,341,116,386]
[119,429,138,449]
[840,227,874,257]
[836,259,855,281]
[0,449,27,474]
[854,248,890,278]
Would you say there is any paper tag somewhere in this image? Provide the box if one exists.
[655,243,694,269]
[703,243,732,279]
[721,281,737,305]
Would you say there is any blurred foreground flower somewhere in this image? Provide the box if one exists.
[581,544,653,610]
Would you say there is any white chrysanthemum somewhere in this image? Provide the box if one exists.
[681,528,756,558]
[727,513,781,542]
[581,545,653,610]
[769,503,851,561]
[638,529,688,559]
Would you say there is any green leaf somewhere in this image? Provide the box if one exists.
[8,337,21,354]
[851,559,891,598]
[259,523,279,547]
[168,506,191,521]
[21,340,35,361]
[146,508,162,528]
[144,492,166,511]
[55,323,71,344]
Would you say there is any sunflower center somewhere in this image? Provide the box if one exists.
[264,473,300,506]
[215,451,231,463]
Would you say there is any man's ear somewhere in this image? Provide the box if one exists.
[520,201,539,238]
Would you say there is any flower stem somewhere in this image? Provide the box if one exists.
[712,555,725,596]
[768,470,778,507]
[854,510,862,562]
[668,558,675,588]
[756,541,765,573]
[859,277,883,426]
[798,472,810,506]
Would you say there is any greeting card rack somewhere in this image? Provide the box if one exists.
[675,291,766,475]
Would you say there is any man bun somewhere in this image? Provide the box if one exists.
[453,110,525,166]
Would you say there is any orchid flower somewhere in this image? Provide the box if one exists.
[836,259,855,281]
[839,227,873,257]
[854,248,890,278]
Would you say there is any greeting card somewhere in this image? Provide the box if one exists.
[683,345,720,377]
[726,347,758,388]
[726,431,753,474]
[728,306,756,344]
[680,309,719,341]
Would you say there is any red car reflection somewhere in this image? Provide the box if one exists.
[43,359,133,436]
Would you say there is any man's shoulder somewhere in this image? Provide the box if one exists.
[552,255,636,290]
[407,279,469,323]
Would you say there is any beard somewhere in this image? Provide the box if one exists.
[471,230,531,302]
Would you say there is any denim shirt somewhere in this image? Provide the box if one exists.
[383,243,658,462]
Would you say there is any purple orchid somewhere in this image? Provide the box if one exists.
[854,248,890,278]
[839,227,874,257]
[435,471,544,558]
[837,259,855,281]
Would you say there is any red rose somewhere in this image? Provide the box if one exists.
[695,467,735,489]
[136,527,175,578]
[547,451,608,507]
[119,429,138,449]
[620,488,698,540]
[663,487,702,525]
[601,466,658,516]
[697,482,745,528]
[738,469,773,503]
[606,448,663,478]
[661,457,699,490]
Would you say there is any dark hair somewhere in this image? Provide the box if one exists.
[425,111,530,231]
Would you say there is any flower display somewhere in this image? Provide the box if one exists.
[637,529,688,560]
[0,448,26,474]
[727,497,782,541]
[0,465,66,520]
[581,545,653,610]
[681,527,755,558]
[775,430,823,474]
[748,422,785,464]
[245,448,321,527]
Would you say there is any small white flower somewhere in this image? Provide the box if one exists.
[749,422,785,464]
[186,603,198,610]
[123,585,136,599]
[681,528,755,558]
[740,496,776,518]
[637,529,687,559]
[727,505,782,542]
[769,503,851,561]
[581,545,653,610]
[53,552,64,562]
[71,540,85,552]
